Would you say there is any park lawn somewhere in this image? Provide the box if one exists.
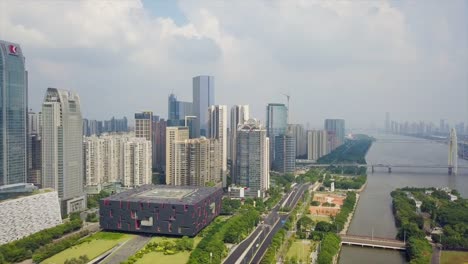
[135,251,191,264]
[441,251,468,264]
[135,237,202,264]
[286,240,311,263]
[149,236,202,246]
[308,214,331,223]
[42,232,134,264]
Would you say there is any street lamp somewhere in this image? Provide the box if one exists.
[210,252,213,264]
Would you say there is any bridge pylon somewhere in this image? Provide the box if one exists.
[448,128,458,175]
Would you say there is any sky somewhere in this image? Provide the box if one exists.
[0,0,467,128]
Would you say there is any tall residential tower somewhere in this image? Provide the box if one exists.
[235,119,270,198]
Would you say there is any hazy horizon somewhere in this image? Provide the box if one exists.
[1,0,467,128]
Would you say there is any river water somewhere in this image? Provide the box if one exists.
[339,134,468,264]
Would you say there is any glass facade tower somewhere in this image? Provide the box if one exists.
[0,40,27,186]
[266,103,288,167]
[192,76,214,137]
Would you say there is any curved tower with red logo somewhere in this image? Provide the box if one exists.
[0,40,27,186]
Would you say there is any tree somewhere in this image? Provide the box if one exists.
[315,221,333,232]
[296,216,314,232]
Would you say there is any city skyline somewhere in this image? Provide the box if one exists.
[2,0,466,128]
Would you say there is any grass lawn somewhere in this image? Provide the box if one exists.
[441,251,468,264]
[42,232,134,264]
[135,237,202,264]
[308,214,332,223]
[286,240,311,263]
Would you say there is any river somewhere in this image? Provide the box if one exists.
[339,133,468,264]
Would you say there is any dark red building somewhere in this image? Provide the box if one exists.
[99,185,222,237]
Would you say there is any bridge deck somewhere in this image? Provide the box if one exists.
[340,235,406,251]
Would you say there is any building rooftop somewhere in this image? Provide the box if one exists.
[104,185,222,205]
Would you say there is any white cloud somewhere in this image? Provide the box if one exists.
[1,0,466,127]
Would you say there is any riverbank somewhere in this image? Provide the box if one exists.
[339,193,360,235]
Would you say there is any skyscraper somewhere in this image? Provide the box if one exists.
[230,105,249,182]
[193,76,214,137]
[27,111,41,186]
[324,119,345,149]
[41,88,85,214]
[168,93,193,125]
[154,119,167,171]
[266,103,288,167]
[0,40,27,186]
[236,119,270,198]
[166,126,189,185]
[208,105,227,187]
[307,130,328,160]
[274,133,296,174]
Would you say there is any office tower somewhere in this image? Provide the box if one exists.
[307,130,328,160]
[166,127,189,185]
[208,105,227,187]
[41,88,85,214]
[154,119,167,171]
[230,105,249,182]
[0,40,27,186]
[185,116,198,139]
[173,137,222,186]
[27,111,42,186]
[266,103,288,166]
[274,133,296,174]
[324,119,345,149]
[236,119,270,198]
[168,93,193,126]
[288,124,307,158]
[193,76,215,137]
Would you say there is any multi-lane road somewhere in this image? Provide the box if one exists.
[224,183,312,264]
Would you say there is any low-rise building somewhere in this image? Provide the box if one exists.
[99,185,222,237]
[0,189,62,245]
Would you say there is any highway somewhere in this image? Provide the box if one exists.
[224,183,311,264]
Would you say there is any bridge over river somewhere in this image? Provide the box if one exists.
[339,234,406,251]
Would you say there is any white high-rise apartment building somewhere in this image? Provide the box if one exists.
[208,105,227,187]
[83,133,152,190]
[166,127,189,185]
[230,105,249,182]
[173,137,222,187]
[123,138,152,188]
[236,119,270,198]
[41,88,85,214]
[307,130,328,161]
